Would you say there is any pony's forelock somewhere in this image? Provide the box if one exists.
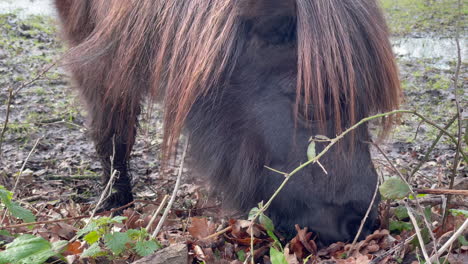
[63,0,401,160]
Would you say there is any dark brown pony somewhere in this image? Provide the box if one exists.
[54,0,401,245]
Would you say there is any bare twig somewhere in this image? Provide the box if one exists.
[1,137,42,224]
[394,197,466,208]
[408,114,458,183]
[371,142,437,246]
[0,63,57,155]
[443,0,463,230]
[202,226,233,241]
[92,169,118,219]
[152,138,189,239]
[414,188,468,196]
[430,218,468,263]
[404,201,431,264]
[12,137,42,196]
[0,88,14,156]
[13,63,57,95]
[369,234,417,264]
[347,178,380,256]
[264,165,288,177]
[146,195,169,230]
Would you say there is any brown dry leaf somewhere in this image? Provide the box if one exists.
[447,253,468,264]
[294,225,317,255]
[230,219,263,238]
[50,222,76,240]
[188,217,217,240]
[123,208,146,229]
[334,253,371,264]
[63,241,83,256]
[347,229,389,256]
[284,247,300,264]
[317,242,345,257]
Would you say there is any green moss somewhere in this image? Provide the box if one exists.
[380,0,467,36]
[21,15,56,35]
[431,77,451,90]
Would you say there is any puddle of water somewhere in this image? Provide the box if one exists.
[0,0,55,17]
[392,37,467,69]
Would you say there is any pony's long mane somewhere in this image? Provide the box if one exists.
[58,0,401,158]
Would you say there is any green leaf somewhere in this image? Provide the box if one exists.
[307,141,316,161]
[389,221,413,233]
[409,194,427,199]
[0,186,35,223]
[77,222,99,237]
[95,216,112,226]
[259,214,274,232]
[0,230,11,237]
[269,247,287,264]
[84,231,100,245]
[126,229,144,240]
[104,232,130,255]
[134,240,159,257]
[395,207,409,220]
[52,241,68,254]
[458,235,468,246]
[449,209,468,217]
[8,201,36,223]
[0,186,13,204]
[380,177,410,200]
[110,216,127,224]
[267,230,282,251]
[0,234,57,264]
[411,227,430,247]
[81,243,106,258]
[248,207,260,221]
[313,135,330,141]
[424,206,432,222]
[236,250,246,261]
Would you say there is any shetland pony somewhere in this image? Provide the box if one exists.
[54,0,401,244]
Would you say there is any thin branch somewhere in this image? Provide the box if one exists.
[430,218,468,263]
[1,137,42,224]
[404,201,431,264]
[264,165,289,177]
[92,169,118,219]
[408,114,458,183]
[414,188,468,196]
[152,137,189,239]
[13,63,57,95]
[372,142,437,247]
[0,88,14,156]
[369,234,416,264]
[146,195,169,230]
[12,137,42,196]
[203,226,233,241]
[444,0,463,230]
[347,177,380,256]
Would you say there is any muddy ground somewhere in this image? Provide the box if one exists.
[0,0,467,263]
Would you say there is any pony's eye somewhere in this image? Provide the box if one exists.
[256,16,296,46]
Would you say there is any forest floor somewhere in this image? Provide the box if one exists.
[0,0,466,263]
